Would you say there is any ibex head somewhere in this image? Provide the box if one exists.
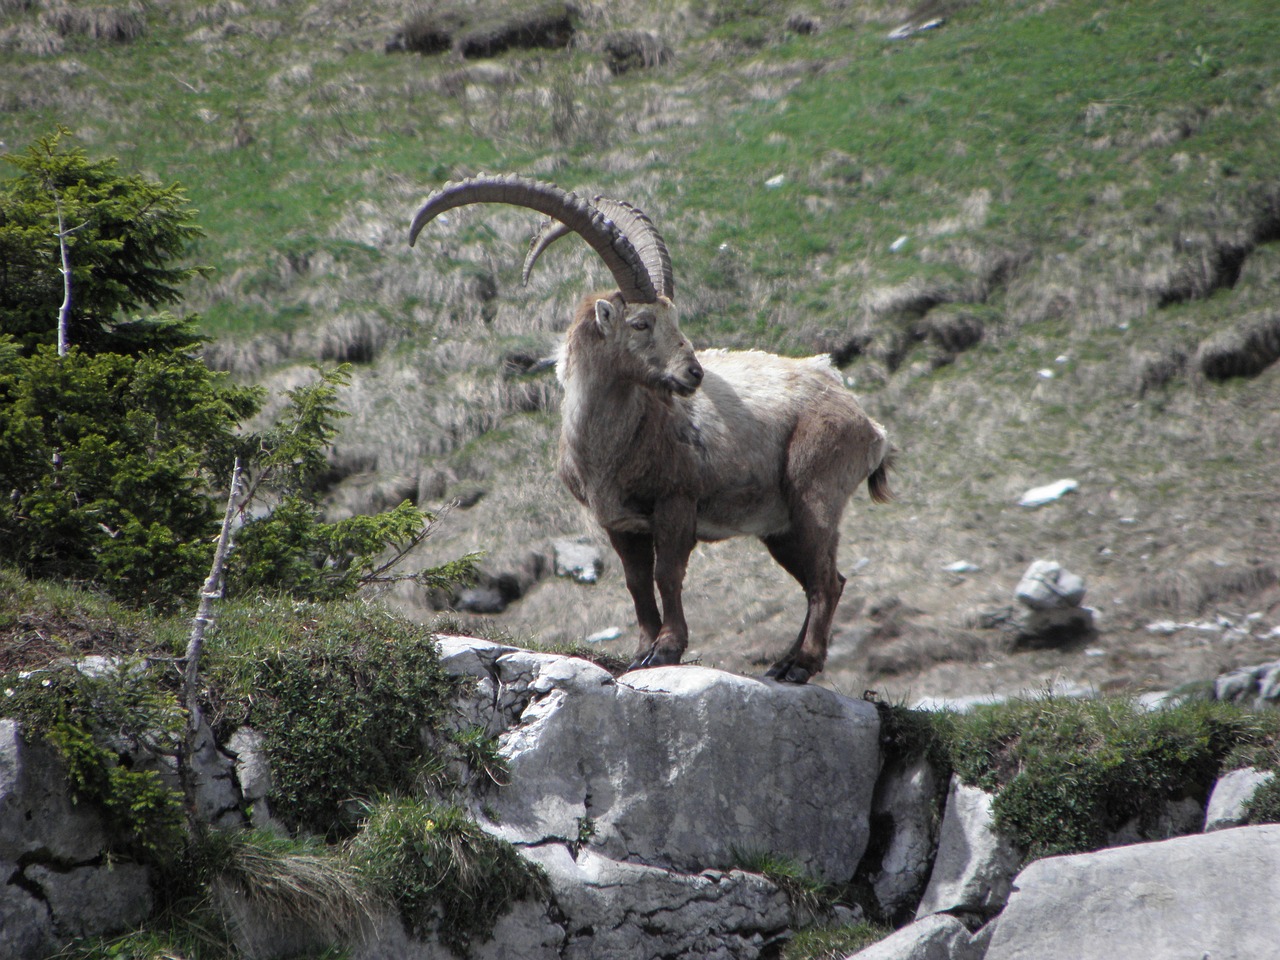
[409,174,702,396]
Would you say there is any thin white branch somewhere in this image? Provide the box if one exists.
[184,457,243,732]
[54,194,71,358]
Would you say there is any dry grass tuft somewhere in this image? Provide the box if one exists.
[1133,346,1188,396]
[212,832,380,948]
[1194,310,1280,381]
[0,21,61,55]
[864,629,993,678]
[1127,562,1278,617]
[43,2,147,43]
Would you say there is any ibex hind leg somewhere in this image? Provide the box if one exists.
[760,529,845,684]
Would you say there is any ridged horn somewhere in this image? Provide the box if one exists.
[409,173,659,304]
[522,197,674,301]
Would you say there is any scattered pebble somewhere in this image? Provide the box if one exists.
[1018,478,1079,507]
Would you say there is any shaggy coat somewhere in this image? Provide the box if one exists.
[556,293,891,683]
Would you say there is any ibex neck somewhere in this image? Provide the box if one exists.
[560,359,651,449]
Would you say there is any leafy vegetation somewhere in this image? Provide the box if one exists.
[0,130,475,610]
[896,695,1280,860]
[208,599,460,836]
[2,573,528,958]
[1,655,187,864]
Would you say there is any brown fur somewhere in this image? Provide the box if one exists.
[555,292,893,683]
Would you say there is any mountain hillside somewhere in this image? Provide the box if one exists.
[3,0,1279,700]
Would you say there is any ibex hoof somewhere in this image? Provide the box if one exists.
[626,644,682,672]
[764,660,812,684]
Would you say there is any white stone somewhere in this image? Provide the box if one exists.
[478,656,882,883]
[525,844,791,960]
[1204,767,1274,831]
[1014,560,1086,610]
[868,757,943,921]
[985,825,1280,960]
[915,777,1021,919]
[228,726,273,801]
[1016,479,1078,508]
[848,913,983,960]
[553,538,603,583]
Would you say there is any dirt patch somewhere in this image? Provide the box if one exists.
[0,613,155,673]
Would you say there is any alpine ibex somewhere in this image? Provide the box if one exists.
[410,174,892,683]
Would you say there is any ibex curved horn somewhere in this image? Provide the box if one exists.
[522,197,674,301]
[409,173,665,304]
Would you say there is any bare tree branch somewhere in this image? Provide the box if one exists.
[48,186,89,358]
[184,457,242,733]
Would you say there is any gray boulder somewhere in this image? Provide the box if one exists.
[0,877,56,959]
[915,777,1021,920]
[526,844,792,960]
[189,719,243,829]
[1215,659,1280,706]
[553,537,604,584]
[1013,560,1085,610]
[985,824,1280,960]
[353,899,564,960]
[228,726,277,830]
[1011,561,1093,647]
[25,862,152,939]
[448,646,882,883]
[0,719,154,956]
[1,718,107,862]
[1204,767,1274,831]
[847,913,985,960]
[865,756,945,922]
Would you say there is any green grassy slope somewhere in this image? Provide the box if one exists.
[3,0,1279,698]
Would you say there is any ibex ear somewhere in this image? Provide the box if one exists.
[593,298,617,335]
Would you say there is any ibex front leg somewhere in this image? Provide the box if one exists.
[618,498,697,672]
[608,529,661,651]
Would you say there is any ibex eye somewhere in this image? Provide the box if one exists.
[629,318,652,331]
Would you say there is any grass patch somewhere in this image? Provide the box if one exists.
[731,847,835,922]
[782,922,893,960]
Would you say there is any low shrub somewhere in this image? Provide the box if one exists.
[210,600,461,837]
[930,696,1280,859]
